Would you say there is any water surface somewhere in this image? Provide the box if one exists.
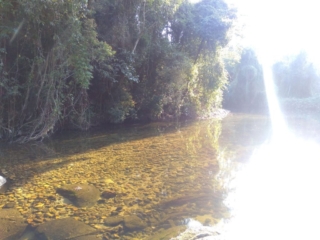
[0,113,319,239]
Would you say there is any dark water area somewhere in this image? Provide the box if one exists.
[0,113,320,239]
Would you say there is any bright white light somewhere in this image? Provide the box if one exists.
[226,0,320,66]
[0,176,6,188]
[219,2,320,236]
[226,134,320,240]
[188,0,202,3]
[262,64,288,140]
[222,40,320,239]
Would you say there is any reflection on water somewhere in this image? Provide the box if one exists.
[224,114,320,240]
[0,114,319,239]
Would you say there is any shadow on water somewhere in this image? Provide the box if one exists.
[0,121,192,178]
[0,114,275,178]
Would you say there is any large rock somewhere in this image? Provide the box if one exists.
[35,217,98,240]
[0,208,27,240]
[103,216,124,227]
[123,215,147,231]
[56,184,100,207]
[103,215,148,230]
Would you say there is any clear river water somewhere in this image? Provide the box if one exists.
[1,113,320,240]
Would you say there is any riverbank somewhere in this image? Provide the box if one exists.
[280,96,320,114]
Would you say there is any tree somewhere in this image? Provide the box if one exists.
[0,0,237,142]
[223,48,266,111]
[273,51,320,98]
[0,0,113,142]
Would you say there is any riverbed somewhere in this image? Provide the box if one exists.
[0,113,319,239]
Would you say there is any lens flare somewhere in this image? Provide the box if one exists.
[223,63,320,240]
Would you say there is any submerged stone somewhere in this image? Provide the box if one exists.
[123,215,147,230]
[56,184,100,207]
[35,217,97,240]
[0,208,28,240]
[103,216,124,226]
[101,190,116,199]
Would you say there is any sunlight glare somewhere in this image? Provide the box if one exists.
[223,36,320,240]
[220,0,320,234]
[229,0,320,67]
[188,0,202,3]
[227,133,320,240]
[261,64,288,140]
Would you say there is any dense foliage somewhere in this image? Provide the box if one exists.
[272,51,320,98]
[0,0,236,142]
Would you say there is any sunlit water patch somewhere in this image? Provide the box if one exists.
[218,62,320,240]
[224,130,320,240]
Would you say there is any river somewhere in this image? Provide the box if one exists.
[0,113,319,239]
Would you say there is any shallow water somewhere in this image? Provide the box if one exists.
[0,113,319,239]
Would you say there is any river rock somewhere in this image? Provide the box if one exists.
[56,184,100,207]
[0,208,28,240]
[104,216,124,226]
[101,190,116,199]
[35,217,97,240]
[123,215,147,230]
